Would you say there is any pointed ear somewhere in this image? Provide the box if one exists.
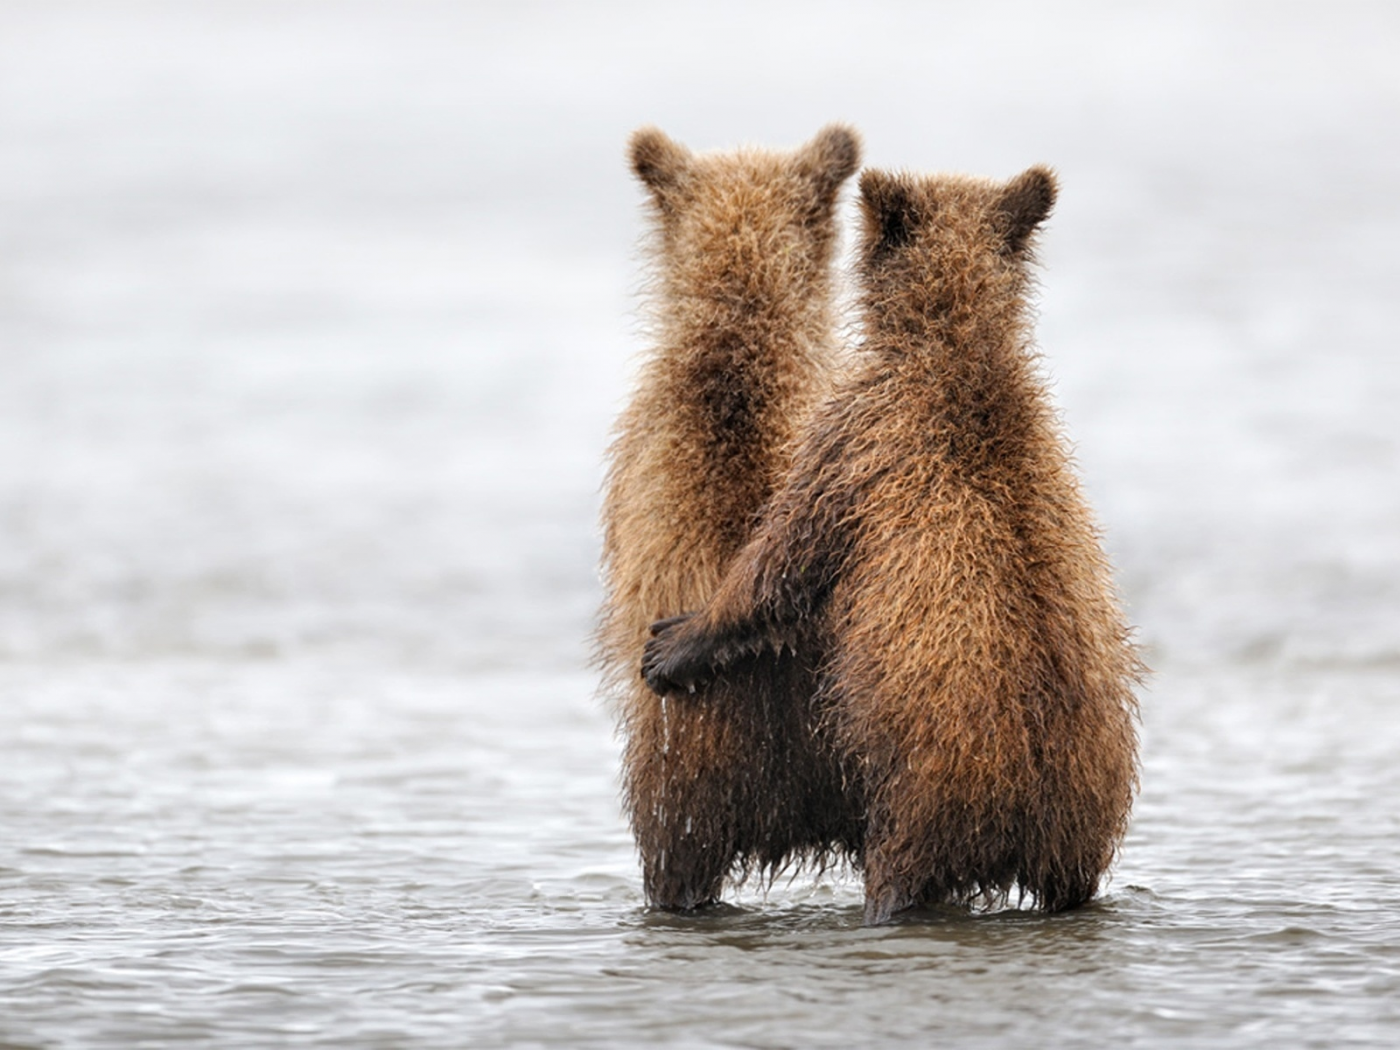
[859,169,921,258]
[997,166,1057,254]
[796,124,861,204]
[628,126,693,210]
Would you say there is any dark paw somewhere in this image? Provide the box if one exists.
[641,615,711,696]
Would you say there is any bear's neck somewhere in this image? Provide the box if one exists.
[657,266,835,401]
[665,267,832,349]
[653,265,835,462]
[864,281,1047,474]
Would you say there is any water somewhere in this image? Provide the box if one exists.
[2,2,1399,1046]
[4,664,1398,1046]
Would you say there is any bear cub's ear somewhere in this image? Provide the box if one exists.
[997,166,1057,254]
[797,124,862,203]
[859,170,921,258]
[628,127,694,210]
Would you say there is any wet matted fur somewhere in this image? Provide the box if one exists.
[644,166,1142,923]
[599,125,864,909]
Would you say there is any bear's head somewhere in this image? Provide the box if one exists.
[628,125,861,309]
[856,166,1057,327]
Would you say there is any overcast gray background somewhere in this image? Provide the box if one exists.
[2,4,1399,1045]
[1,1,1397,673]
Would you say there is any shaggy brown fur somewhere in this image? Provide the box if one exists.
[598,125,864,909]
[644,166,1142,923]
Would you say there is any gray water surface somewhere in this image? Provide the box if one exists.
[2,3,1399,1047]
[4,663,1399,1047]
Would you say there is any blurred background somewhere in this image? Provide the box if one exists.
[1,2,1398,1046]
[2,1,1397,672]
[1,1,1396,670]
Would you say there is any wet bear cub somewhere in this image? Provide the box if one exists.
[598,125,864,910]
[645,166,1142,923]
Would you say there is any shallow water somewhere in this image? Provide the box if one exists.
[4,663,1399,1046]
[2,2,1400,1047]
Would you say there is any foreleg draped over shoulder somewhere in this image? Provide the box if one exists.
[641,397,869,698]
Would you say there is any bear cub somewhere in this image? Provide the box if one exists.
[644,166,1141,923]
[599,125,864,910]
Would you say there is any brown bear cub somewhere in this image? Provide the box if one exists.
[644,166,1142,923]
[599,125,864,910]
